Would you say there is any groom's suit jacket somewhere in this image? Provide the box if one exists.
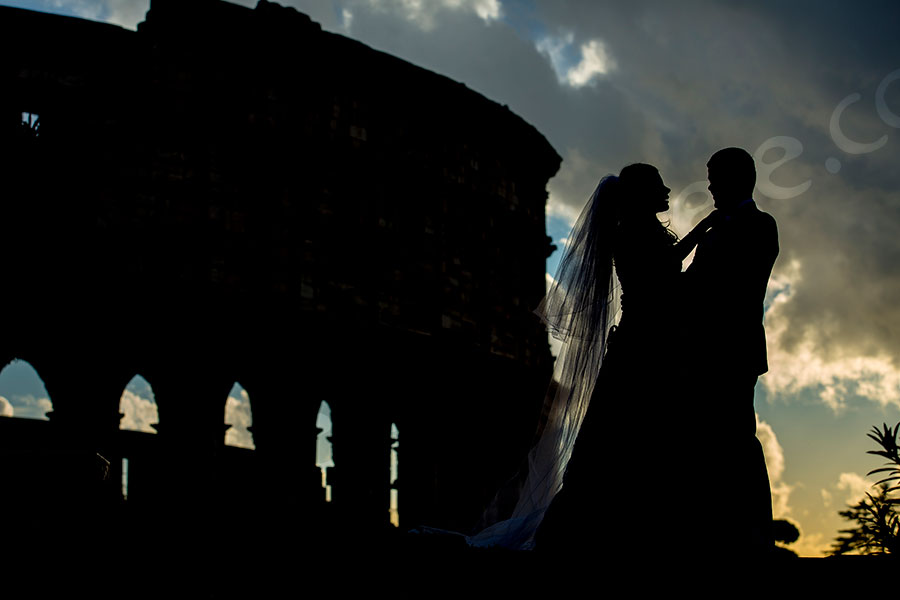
[684,199,779,377]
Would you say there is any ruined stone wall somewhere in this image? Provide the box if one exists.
[0,0,560,535]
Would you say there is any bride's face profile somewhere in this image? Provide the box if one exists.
[647,171,671,214]
[619,164,671,215]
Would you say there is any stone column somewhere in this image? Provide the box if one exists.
[144,368,233,519]
[23,356,127,540]
[329,397,392,532]
[242,374,324,526]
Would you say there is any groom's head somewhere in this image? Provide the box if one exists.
[707,147,755,210]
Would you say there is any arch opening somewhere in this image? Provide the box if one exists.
[316,400,333,502]
[119,374,159,433]
[390,422,399,527]
[0,359,53,420]
[118,374,159,501]
[225,382,255,450]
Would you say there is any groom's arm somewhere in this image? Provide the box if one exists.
[674,211,721,263]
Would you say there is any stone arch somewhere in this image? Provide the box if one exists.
[225,381,255,449]
[0,358,53,420]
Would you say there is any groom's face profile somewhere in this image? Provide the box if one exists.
[707,166,740,210]
[706,147,756,211]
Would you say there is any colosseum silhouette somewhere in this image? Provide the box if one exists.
[0,0,560,551]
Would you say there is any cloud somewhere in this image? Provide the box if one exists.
[537,33,614,88]
[103,0,147,29]
[544,271,556,293]
[49,0,103,21]
[836,471,871,506]
[119,388,158,433]
[0,396,13,417]
[762,250,900,412]
[791,530,826,558]
[0,359,52,419]
[49,0,148,29]
[535,32,575,85]
[756,416,785,482]
[453,0,502,22]
[756,415,793,518]
[757,416,832,556]
[361,0,501,31]
[225,387,255,450]
[546,148,601,225]
[341,7,353,31]
[7,394,53,420]
[566,39,614,87]
[542,273,564,360]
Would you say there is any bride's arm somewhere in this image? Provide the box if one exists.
[673,210,720,261]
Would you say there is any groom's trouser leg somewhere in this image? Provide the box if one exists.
[702,374,773,557]
[731,375,774,555]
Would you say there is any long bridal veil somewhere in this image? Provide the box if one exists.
[466,175,621,549]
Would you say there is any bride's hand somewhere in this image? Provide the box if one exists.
[674,210,723,261]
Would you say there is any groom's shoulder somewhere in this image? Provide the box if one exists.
[748,201,778,253]
[748,200,777,227]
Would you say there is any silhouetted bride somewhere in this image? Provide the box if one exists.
[467,163,716,552]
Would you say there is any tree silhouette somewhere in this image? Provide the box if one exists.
[867,422,900,496]
[772,518,800,557]
[831,484,898,555]
[831,422,900,556]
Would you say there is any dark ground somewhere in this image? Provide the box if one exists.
[2,518,893,598]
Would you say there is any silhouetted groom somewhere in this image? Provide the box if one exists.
[685,147,779,556]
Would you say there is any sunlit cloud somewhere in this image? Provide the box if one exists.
[543,272,563,359]
[757,415,793,519]
[119,387,159,433]
[544,272,556,293]
[836,471,870,506]
[0,396,14,417]
[821,472,872,508]
[763,259,900,412]
[50,0,148,29]
[365,0,501,31]
[446,0,500,22]
[0,359,53,420]
[546,148,601,225]
[791,531,826,558]
[341,7,353,31]
[50,0,102,20]
[566,39,614,87]
[8,394,53,420]
[537,33,614,88]
[535,31,574,84]
[225,386,255,449]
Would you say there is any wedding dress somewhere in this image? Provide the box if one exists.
[465,169,692,551]
[465,174,617,549]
